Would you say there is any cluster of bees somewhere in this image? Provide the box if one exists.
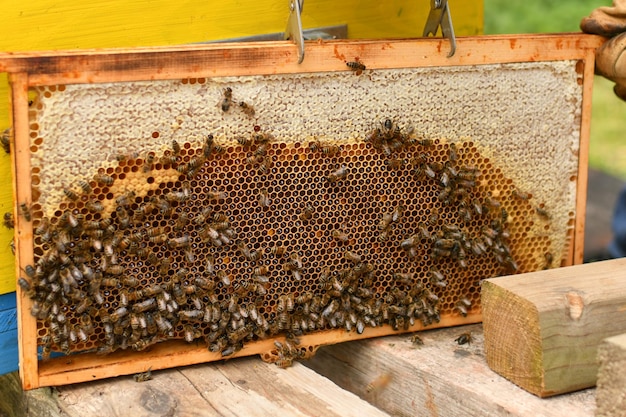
[16,103,545,366]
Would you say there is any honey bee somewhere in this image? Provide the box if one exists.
[115,190,136,207]
[299,204,314,221]
[327,166,348,183]
[159,154,178,165]
[544,252,554,269]
[85,200,104,213]
[132,368,153,383]
[332,229,349,243]
[379,212,393,231]
[19,202,32,222]
[236,136,252,147]
[344,250,362,264]
[259,188,270,208]
[410,334,424,346]
[455,332,472,346]
[215,270,230,287]
[94,173,114,186]
[274,358,293,368]
[365,373,392,394]
[512,187,531,200]
[174,212,189,231]
[318,143,340,157]
[193,207,212,226]
[220,87,233,112]
[423,163,436,179]
[257,157,272,174]
[1,127,10,154]
[171,139,181,156]
[75,180,92,195]
[389,273,412,287]
[239,101,255,117]
[3,212,14,229]
[536,206,550,219]
[17,277,33,296]
[246,155,265,168]
[346,59,366,75]
[269,245,287,257]
[168,235,190,249]
[236,240,254,261]
[207,190,227,201]
[428,211,438,226]
[63,188,79,201]
[253,132,272,144]
[385,158,404,170]
[110,306,129,323]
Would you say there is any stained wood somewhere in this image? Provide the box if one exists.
[595,333,626,417]
[16,359,391,417]
[0,34,605,87]
[304,324,596,416]
[481,258,626,397]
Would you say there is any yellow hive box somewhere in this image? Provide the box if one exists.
[0,33,602,389]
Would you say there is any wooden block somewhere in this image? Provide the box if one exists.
[304,324,596,416]
[596,333,626,417]
[1,358,391,417]
[481,258,626,398]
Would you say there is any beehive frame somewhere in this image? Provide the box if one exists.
[0,34,602,389]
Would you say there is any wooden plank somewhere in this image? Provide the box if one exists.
[10,359,391,417]
[0,292,19,375]
[596,333,626,417]
[304,324,596,416]
[573,48,597,264]
[10,72,39,389]
[0,34,605,86]
[481,258,626,398]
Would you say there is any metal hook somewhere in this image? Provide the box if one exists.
[284,0,305,64]
[423,0,457,57]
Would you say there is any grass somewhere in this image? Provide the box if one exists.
[485,0,626,180]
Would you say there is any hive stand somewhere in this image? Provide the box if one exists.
[0,324,597,417]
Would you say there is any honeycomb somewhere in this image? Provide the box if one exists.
[19,61,582,363]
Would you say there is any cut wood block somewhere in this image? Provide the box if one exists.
[481,258,626,398]
[596,333,626,417]
[1,357,391,417]
[304,324,596,417]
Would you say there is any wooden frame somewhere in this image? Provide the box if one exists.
[0,34,603,389]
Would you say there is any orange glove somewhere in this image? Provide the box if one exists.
[581,0,626,100]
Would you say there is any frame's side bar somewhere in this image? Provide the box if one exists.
[0,34,607,87]
[573,51,598,265]
[9,73,38,390]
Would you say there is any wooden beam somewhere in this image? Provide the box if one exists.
[481,258,626,397]
[304,324,596,416]
[4,358,391,417]
[0,34,605,86]
[596,333,626,417]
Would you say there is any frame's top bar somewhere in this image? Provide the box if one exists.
[0,34,605,86]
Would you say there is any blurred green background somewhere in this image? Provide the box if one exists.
[484,0,626,180]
